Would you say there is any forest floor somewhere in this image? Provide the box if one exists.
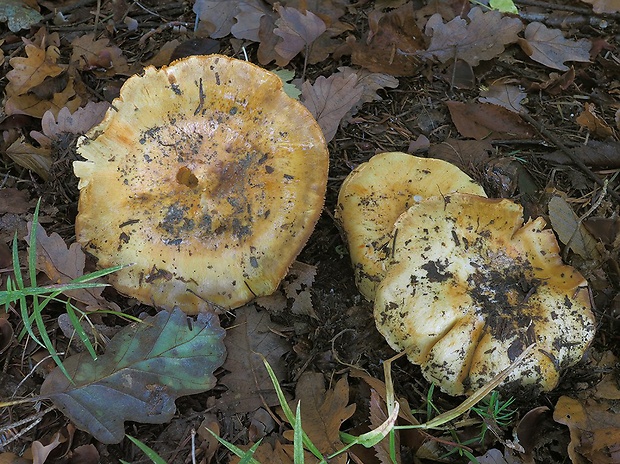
[0,0,619,463]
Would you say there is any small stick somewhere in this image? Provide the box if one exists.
[519,112,620,204]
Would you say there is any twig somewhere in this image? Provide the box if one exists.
[514,0,620,18]
[519,112,620,204]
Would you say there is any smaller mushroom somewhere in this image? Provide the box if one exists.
[374,193,595,396]
[335,152,486,300]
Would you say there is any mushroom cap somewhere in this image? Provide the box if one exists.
[335,152,486,300]
[74,55,328,314]
[374,193,595,396]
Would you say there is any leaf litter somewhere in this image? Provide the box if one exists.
[1,0,620,462]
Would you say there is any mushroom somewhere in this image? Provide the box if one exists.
[74,55,329,314]
[335,152,486,300]
[374,193,595,396]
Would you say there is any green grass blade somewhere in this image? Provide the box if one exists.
[28,200,41,296]
[206,428,261,464]
[72,264,128,282]
[126,434,168,464]
[11,232,24,291]
[294,401,305,464]
[261,357,324,461]
[65,301,98,360]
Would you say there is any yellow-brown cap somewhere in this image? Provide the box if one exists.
[74,55,328,314]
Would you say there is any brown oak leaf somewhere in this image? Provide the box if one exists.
[421,7,523,66]
[478,83,528,113]
[230,0,272,42]
[301,72,364,142]
[518,22,591,71]
[283,373,356,464]
[5,43,64,96]
[216,305,290,414]
[580,0,620,14]
[350,3,424,76]
[70,34,129,75]
[193,0,238,38]
[26,221,120,310]
[274,5,327,63]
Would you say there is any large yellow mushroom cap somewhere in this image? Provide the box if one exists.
[374,193,595,396]
[335,152,487,300]
[74,55,329,314]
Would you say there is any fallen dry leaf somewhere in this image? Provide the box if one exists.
[70,34,129,75]
[282,373,356,463]
[518,22,591,71]
[350,3,424,76]
[258,12,287,66]
[274,4,326,63]
[428,138,493,173]
[26,221,120,310]
[0,0,42,32]
[231,440,315,464]
[526,67,576,95]
[446,101,534,140]
[580,0,620,14]
[255,261,318,318]
[30,432,63,464]
[0,188,31,214]
[230,0,271,42]
[548,195,602,262]
[369,388,401,464]
[216,305,290,414]
[5,43,64,96]
[4,76,81,118]
[302,72,364,142]
[193,0,238,38]
[5,136,51,180]
[479,84,528,113]
[542,140,620,168]
[421,7,523,66]
[554,396,620,464]
[576,102,614,138]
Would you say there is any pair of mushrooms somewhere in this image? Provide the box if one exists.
[74,55,328,313]
[336,152,595,396]
[74,55,594,396]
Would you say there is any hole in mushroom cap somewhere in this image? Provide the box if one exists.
[176,166,198,188]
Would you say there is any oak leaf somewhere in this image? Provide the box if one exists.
[554,395,620,464]
[301,72,364,142]
[216,305,290,414]
[26,221,120,310]
[350,3,424,76]
[575,102,614,138]
[421,7,523,66]
[0,0,43,32]
[41,309,226,444]
[5,136,51,180]
[283,373,356,463]
[70,34,129,75]
[478,84,527,113]
[230,0,272,42]
[518,22,591,71]
[5,44,64,96]
[580,0,620,14]
[4,76,81,118]
[193,0,238,38]
[274,5,327,63]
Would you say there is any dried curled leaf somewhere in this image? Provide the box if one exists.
[41,309,226,444]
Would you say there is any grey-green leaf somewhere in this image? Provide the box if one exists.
[41,309,226,444]
[0,0,43,32]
